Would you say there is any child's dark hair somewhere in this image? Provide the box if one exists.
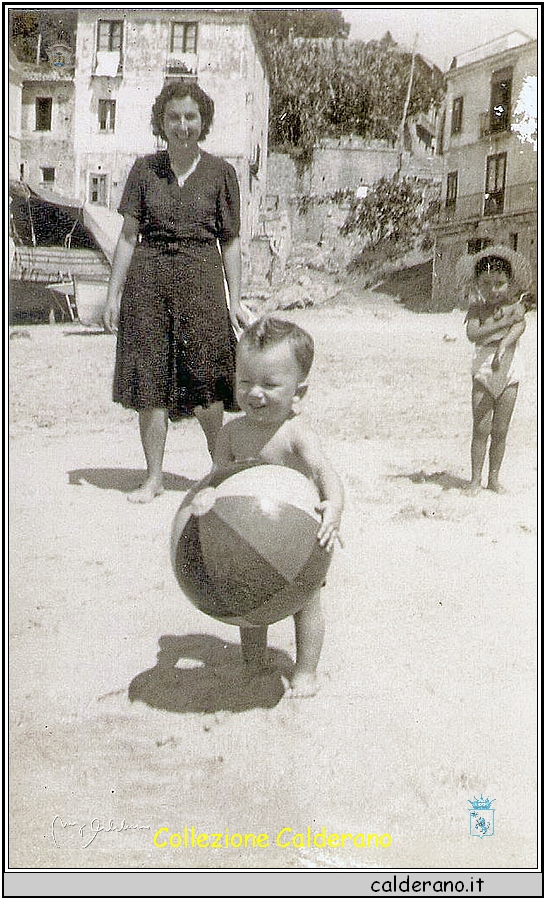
[238,316,315,380]
[151,81,214,142]
[474,254,512,279]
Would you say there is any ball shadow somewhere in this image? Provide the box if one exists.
[128,633,294,713]
[68,467,197,493]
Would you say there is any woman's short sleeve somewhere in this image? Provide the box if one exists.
[118,158,146,221]
[216,161,240,244]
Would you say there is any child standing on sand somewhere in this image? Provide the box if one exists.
[213,316,344,697]
[459,245,532,493]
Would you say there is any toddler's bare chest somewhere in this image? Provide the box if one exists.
[230,426,305,474]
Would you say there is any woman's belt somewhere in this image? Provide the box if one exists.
[141,235,214,254]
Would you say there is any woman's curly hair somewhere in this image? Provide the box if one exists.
[151,81,214,142]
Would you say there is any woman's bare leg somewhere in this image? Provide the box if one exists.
[194,401,225,459]
[128,407,168,503]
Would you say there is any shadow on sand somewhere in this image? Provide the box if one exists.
[68,467,196,494]
[372,260,453,313]
[128,634,293,713]
[62,328,106,337]
[395,470,469,491]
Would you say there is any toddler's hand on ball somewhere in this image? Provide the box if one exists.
[316,501,343,552]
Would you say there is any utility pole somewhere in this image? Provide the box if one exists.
[396,33,418,178]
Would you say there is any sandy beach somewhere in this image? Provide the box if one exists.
[8,292,537,869]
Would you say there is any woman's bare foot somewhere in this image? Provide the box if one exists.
[127,479,164,503]
[464,480,482,496]
[285,670,318,699]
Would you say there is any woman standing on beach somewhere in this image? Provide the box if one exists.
[103,81,248,502]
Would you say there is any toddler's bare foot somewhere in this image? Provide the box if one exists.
[127,480,164,503]
[285,670,318,699]
[487,479,507,494]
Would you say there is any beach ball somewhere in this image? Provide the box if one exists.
[171,463,332,627]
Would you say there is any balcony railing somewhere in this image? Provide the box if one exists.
[478,111,511,139]
[165,52,198,77]
[439,181,536,223]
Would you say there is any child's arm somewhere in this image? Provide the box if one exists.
[492,317,526,369]
[292,425,344,552]
[466,300,525,344]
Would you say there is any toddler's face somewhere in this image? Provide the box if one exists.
[477,269,510,305]
[236,342,303,426]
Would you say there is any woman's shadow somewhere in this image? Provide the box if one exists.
[128,634,294,713]
[68,468,196,494]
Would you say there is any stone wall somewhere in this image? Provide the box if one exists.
[248,139,441,289]
[267,137,399,203]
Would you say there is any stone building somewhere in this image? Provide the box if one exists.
[18,9,269,253]
[433,32,537,303]
[8,47,23,180]
[19,41,77,197]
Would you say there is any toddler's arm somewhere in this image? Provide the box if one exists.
[293,425,344,552]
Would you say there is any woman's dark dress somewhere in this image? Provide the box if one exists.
[113,150,240,420]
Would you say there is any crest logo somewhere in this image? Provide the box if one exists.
[468,795,495,838]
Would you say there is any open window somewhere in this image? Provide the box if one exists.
[484,152,507,215]
[489,67,512,133]
[167,22,198,78]
[95,20,123,76]
[41,167,55,185]
[451,96,463,134]
[35,97,52,131]
[170,22,198,54]
[98,99,116,132]
[89,174,108,206]
[445,171,458,209]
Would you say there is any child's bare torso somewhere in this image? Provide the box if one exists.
[223,415,312,478]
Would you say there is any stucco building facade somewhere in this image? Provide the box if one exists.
[433,32,537,303]
[18,9,269,253]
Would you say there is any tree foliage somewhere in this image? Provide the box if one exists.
[341,176,441,252]
[9,8,76,60]
[256,26,445,160]
[251,9,350,43]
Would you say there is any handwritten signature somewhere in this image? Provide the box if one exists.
[52,815,151,848]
